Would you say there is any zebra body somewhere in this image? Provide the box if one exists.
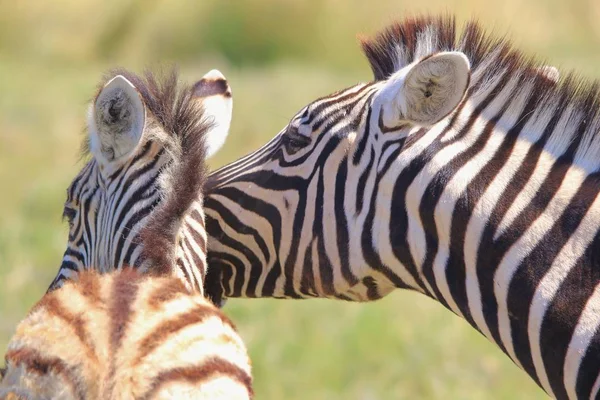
[203,16,600,398]
[0,269,252,400]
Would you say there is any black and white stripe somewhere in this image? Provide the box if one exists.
[204,16,600,398]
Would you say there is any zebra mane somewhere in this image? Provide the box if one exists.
[360,15,548,81]
[93,68,213,274]
[360,15,600,165]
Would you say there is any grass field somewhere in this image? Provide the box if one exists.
[1,1,600,398]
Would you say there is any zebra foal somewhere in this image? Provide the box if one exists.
[1,68,252,399]
[48,67,232,294]
[0,269,252,400]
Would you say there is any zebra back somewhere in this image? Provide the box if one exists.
[0,268,253,400]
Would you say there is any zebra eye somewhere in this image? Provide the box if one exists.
[62,206,77,225]
[283,125,311,154]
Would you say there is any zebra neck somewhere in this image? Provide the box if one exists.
[172,201,208,293]
[380,90,600,398]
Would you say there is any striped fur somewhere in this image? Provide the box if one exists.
[202,16,600,399]
[0,269,253,399]
[21,68,253,398]
[48,68,233,294]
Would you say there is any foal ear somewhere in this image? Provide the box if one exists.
[192,69,233,159]
[377,51,470,127]
[89,75,146,164]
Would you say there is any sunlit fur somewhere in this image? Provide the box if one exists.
[48,69,233,295]
[203,15,600,399]
[0,269,253,400]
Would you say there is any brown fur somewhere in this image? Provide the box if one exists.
[139,358,253,400]
[193,77,231,98]
[132,303,235,369]
[3,347,86,399]
[4,68,250,398]
[147,276,189,310]
[0,270,253,399]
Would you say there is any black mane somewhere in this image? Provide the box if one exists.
[359,15,600,162]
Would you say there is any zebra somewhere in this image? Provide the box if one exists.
[0,269,253,400]
[47,67,232,295]
[2,67,253,399]
[200,16,600,399]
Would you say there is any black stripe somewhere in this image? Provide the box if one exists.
[205,191,279,296]
[361,136,418,291]
[356,147,375,215]
[308,84,374,126]
[205,216,262,298]
[353,106,373,166]
[313,166,335,295]
[335,156,359,288]
[113,190,159,267]
[576,308,600,398]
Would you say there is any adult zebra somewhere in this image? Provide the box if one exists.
[47,68,232,295]
[203,16,600,399]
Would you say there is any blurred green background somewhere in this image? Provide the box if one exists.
[1,1,599,398]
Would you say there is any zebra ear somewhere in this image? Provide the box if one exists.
[377,51,470,127]
[192,69,233,159]
[89,75,146,164]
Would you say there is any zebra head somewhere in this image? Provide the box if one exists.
[203,18,562,304]
[50,68,233,293]
[203,40,472,301]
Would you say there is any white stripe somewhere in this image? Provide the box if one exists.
[464,139,533,341]
[406,107,486,299]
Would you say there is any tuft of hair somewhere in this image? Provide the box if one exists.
[360,15,459,80]
[90,68,215,276]
[0,268,253,399]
